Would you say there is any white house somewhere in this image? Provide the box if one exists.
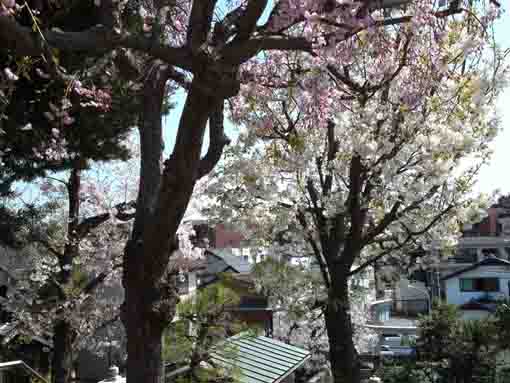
[442,256,510,320]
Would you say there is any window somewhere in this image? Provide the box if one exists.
[459,278,500,292]
[482,248,499,258]
[460,279,475,291]
[455,248,478,263]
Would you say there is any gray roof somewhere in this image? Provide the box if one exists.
[210,334,311,383]
[442,256,510,280]
[207,249,252,274]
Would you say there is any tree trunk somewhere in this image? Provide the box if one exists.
[124,301,165,383]
[51,320,74,383]
[51,166,81,383]
[121,53,228,382]
[123,238,178,383]
[325,276,361,383]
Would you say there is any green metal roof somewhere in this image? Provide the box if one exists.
[210,334,311,383]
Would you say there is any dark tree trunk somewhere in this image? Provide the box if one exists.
[51,321,74,383]
[122,62,170,383]
[325,275,361,383]
[51,166,80,383]
[124,272,168,383]
[122,63,213,383]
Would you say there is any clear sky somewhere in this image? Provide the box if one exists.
[473,6,510,194]
[162,4,510,195]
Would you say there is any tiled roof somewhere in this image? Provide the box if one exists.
[210,334,311,383]
[164,335,310,383]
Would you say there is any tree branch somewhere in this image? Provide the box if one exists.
[0,16,192,70]
[76,201,136,239]
[296,209,330,289]
[363,200,402,246]
[351,200,459,276]
[220,35,313,66]
[230,0,268,43]
[346,155,364,252]
[187,0,218,52]
[83,262,122,295]
[197,102,230,179]
[323,120,337,196]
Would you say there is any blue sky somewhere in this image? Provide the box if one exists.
[163,4,510,194]
[473,6,510,194]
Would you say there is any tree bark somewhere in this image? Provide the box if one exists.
[124,256,170,383]
[123,61,170,383]
[51,320,74,383]
[51,166,80,383]
[122,63,218,383]
[325,274,361,383]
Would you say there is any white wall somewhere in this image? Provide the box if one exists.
[445,266,510,305]
[460,310,491,321]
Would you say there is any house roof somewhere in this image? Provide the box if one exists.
[164,335,310,383]
[442,256,510,280]
[208,249,253,274]
[211,334,311,383]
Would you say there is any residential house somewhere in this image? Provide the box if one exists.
[177,248,273,336]
[442,256,510,320]
[396,195,510,320]
[191,221,268,264]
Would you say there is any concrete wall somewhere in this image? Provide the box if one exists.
[445,267,510,305]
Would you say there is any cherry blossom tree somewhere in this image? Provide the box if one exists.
[203,2,507,382]
[1,1,504,382]
[0,146,141,383]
